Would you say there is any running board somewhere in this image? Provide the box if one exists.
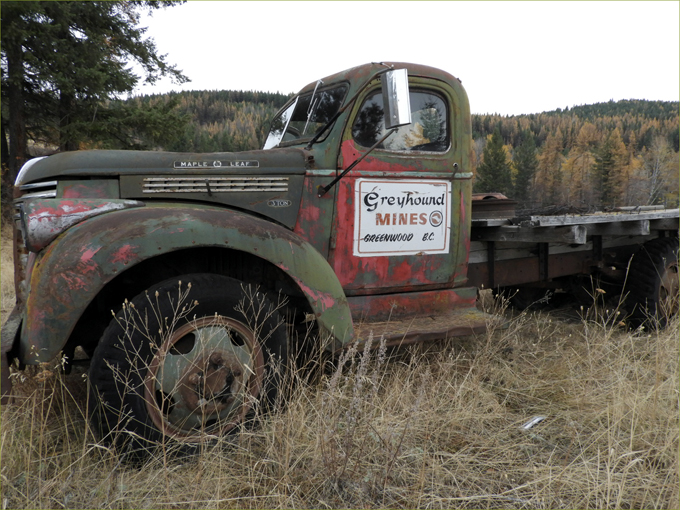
[350,307,500,350]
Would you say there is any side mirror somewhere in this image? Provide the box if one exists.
[381,69,412,129]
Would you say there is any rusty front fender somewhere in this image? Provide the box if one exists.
[19,203,353,364]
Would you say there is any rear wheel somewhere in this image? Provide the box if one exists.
[89,274,287,456]
[625,237,679,329]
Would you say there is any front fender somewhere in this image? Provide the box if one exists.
[20,204,353,363]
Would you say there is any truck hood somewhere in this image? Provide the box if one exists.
[16,148,310,185]
[16,148,312,230]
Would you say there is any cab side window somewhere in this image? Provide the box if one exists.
[352,90,449,152]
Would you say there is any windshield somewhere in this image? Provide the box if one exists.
[263,84,348,149]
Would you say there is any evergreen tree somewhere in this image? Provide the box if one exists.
[420,101,446,146]
[1,1,188,180]
[474,128,512,195]
[512,131,538,206]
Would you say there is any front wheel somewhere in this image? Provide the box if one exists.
[624,237,679,329]
[88,274,287,456]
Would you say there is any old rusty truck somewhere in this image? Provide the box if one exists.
[2,62,678,453]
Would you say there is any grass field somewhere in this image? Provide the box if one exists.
[1,226,678,509]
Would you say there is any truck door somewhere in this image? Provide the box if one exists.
[328,80,467,294]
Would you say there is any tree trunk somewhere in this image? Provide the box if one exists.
[58,89,80,152]
[1,122,15,220]
[6,35,27,182]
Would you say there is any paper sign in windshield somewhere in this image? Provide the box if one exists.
[354,179,451,257]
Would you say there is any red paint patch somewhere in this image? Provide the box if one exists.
[59,272,89,292]
[389,259,415,282]
[339,140,424,173]
[76,246,102,276]
[80,246,101,264]
[111,245,137,265]
[295,279,337,312]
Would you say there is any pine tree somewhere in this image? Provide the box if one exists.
[420,102,445,145]
[511,131,538,206]
[474,128,512,195]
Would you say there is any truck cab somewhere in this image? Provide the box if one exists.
[262,62,479,325]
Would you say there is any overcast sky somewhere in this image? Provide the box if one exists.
[133,1,679,116]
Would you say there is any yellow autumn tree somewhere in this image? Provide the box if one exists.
[535,128,566,206]
[561,122,600,207]
[594,128,628,207]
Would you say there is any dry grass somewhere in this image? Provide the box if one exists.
[1,222,15,325]
[1,226,678,509]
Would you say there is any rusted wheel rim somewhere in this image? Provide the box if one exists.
[144,316,264,441]
[659,257,679,318]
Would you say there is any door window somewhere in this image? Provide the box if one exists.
[352,90,449,152]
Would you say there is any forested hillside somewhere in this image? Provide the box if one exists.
[472,100,679,209]
[130,90,291,153]
[130,92,678,210]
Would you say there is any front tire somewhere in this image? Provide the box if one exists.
[88,274,287,456]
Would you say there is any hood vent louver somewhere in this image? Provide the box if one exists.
[142,176,289,193]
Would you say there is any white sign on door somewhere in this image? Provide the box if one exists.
[353,178,451,257]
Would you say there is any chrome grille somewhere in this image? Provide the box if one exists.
[16,180,58,200]
[142,177,289,193]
